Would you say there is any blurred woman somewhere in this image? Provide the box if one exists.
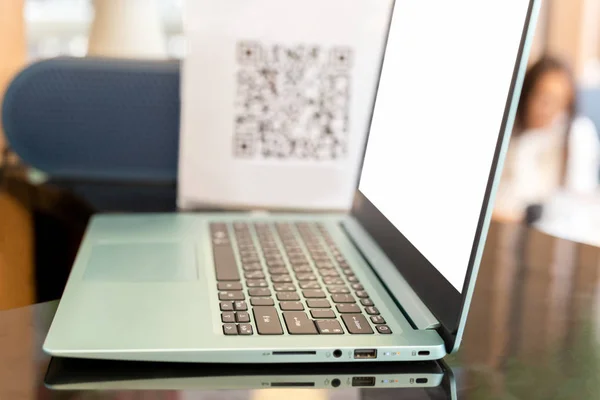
[494,56,600,221]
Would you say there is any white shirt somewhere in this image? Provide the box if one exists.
[494,116,600,218]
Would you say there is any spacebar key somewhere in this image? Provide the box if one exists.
[213,244,240,281]
[253,307,284,335]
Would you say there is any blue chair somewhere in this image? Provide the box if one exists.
[2,57,181,211]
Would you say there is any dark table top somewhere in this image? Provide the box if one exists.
[1,177,600,399]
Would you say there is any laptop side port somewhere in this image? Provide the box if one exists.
[354,349,377,359]
[352,377,376,387]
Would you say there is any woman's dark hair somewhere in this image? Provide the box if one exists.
[515,55,577,184]
[515,55,577,133]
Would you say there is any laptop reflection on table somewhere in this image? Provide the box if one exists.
[45,357,456,399]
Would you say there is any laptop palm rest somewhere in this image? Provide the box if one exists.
[83,242,198,282]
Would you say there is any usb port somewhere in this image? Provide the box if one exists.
[352,377,376,387]
[354,349,377,359]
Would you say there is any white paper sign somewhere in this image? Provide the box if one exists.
[178,0,392,210]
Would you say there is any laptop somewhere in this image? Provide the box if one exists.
[45,358,455,396]
[44,0,540,362]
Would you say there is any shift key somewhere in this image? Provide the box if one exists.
[253,307,283,335]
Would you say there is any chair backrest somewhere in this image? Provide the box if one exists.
[2,57,180,182]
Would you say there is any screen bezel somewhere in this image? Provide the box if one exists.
[351,0,539,352]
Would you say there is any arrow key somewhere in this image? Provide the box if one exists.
[223,323,238,335]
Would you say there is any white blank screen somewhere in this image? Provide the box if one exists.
[359,1,530,291]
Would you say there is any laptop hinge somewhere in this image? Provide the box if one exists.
[407,298,440,330]
[341,216,441,331]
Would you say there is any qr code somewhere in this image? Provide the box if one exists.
[233,41,353,160]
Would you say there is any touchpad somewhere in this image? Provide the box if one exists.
[84,242,198,282]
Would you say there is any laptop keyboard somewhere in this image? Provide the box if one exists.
[210,222,392,336]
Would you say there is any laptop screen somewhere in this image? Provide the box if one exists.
[352,0,537,348]
[357,1,532,293]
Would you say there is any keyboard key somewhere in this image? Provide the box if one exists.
[245,271,265,279]
[212,237,231,246]
[296,273,317,281]
[253,307,284,335]
[283,312,318,334]
[210,222,227,233]
[306,299,331,308]
[234,301,248,311]
[323,277,345,285]
[332,294,355,303]
[328,286,350,294]
[236,312,251,323]
[266,260,285,268]
[280,301,304,311]
[247,279,268,288]
[243,264,262,271]
[238,324,254,335]
[299,282,321,289]
[273,283,296,292]
[351,283,364,290]
[370,315,386,324]
[219,291,245,301]
[365,306,380,315]
[241,255,260,263]
[269,267,289,275]
[341,314,373,334]
[223,323,238,335]
[292,265,312,273]
[342,269,354,276]
[315,261,335,269]
[311,309,336,319]
[360,298,374,307]
[263,249,281,256]
[347,276,359,283]
[355,291,369,298]
[213,243,240,281]
[376,325,392,334]
[249,288,271,297]
[251,298,274,306]
[315,319,344,334]
[336,304,361,313]
[285,248,303,255]
[220,302,234,311]
[289,257,309,266]
[319,269,339,277]
[271,275,292,283]
[221,312,235,323]
[218,282,242,291]
[233,222,248,230]
[303,290,326,299]
[277,292,300,301]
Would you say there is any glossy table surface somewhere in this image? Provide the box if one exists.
[1,179,600,399]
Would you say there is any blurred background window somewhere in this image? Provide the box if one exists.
[25,0,184,60]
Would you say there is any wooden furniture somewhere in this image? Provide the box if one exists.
[0,1,33,310]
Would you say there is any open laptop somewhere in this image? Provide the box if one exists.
[44,0,540,362]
